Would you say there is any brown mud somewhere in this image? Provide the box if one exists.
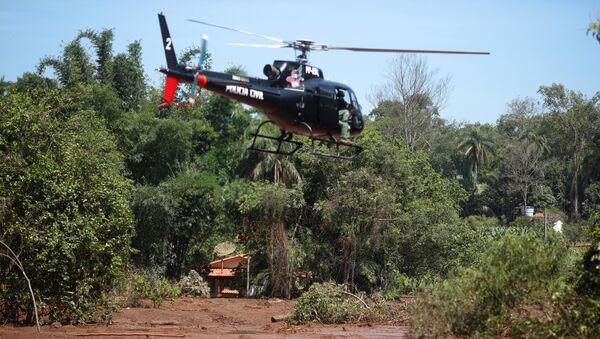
[0,297,408,338]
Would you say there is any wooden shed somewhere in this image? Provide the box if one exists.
[208,254,250,297]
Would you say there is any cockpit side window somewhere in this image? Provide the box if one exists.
[336,88,350,110]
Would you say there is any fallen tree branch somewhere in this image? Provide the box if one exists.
[150,320,180,326]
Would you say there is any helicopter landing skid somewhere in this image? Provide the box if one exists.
[248,120,303,156]
[299,122,363,160]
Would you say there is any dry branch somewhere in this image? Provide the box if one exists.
[0,241,40,333]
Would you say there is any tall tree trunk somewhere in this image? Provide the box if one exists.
[267,220,291,298]
[571,156,580,220]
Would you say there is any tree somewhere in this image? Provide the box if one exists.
[428,122,465,179]
[111,41,147,111]
[238,183,305,298]
[239,124,303,297]
[118,113,196,185]
[132,171,223,278]
[247,122,302,188]
[497,97,540,138]
[0,77,12,96]
[538,84,600,219]
[297,128,468,295]
[0,90,134,323]
[458,124,496,189]
[504,137,546,209]
[314,167,398,289]
[76,29,115,85]
[38,29,146,111]
[250,152,302,187]
[371,55,450,150]
[38,39,94,88]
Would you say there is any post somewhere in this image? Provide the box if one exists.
[544,207,547,241]
[246,255,250,297]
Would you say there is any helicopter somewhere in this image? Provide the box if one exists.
[157,13,488,159]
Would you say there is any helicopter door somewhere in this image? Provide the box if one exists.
[317,87,338,129]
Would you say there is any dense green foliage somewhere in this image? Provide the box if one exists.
[131,171,223,277]
[411,233,569,337]
[0,89,134,323]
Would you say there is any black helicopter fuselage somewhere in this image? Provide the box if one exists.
[158,12,487,158]
[160,60,364,139]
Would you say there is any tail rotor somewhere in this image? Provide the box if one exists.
[188,35,208,105]
[158,13,208,108]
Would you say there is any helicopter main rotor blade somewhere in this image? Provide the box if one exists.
[230,43,287,49]
[324,45,490,55]
[188,19,286,44]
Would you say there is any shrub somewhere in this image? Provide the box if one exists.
[179,270,210,297]
[289,282,407,324]
[509,216,545,237]
[410,233,568,337]
[108,269,181,309]
[562,221,592,244]
[289,282,363,324]
[511,212,600,337]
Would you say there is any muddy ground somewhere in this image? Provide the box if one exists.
[0,297,409,338]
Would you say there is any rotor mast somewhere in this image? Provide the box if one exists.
[293,39,316,64]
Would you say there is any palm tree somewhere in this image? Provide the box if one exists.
[520,131,549,157]
[247,122,302,187]
[250,154,302,187]
[458,125,495,188]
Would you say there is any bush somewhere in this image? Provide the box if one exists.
[410,233,568,337]
[179,270,210,297]
[289,282,363,324]
[562,221,592,244]
[509,216,545,237]
[108,269,181,309]
[511,212,600,337]
[289,282,406,324]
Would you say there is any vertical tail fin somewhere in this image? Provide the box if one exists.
[158,13,178,70]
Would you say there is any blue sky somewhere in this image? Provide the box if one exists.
[1,0,598,124]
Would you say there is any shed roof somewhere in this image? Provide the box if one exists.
[208,268,236,277]
[209,253,249,269]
